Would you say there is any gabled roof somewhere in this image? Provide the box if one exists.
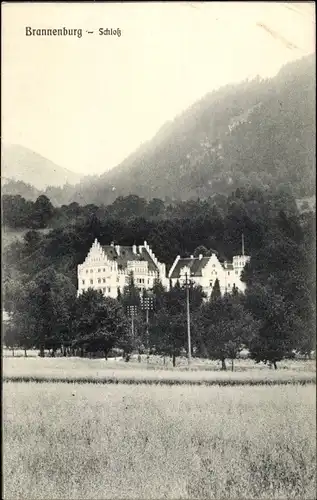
[101,245,158,272]
[169,257,210,279]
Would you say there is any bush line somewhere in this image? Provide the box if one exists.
[3,375,316,386]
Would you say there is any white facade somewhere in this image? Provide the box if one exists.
[77,239,168,299]
[168,252,250,298]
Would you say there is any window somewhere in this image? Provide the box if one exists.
[148,279,150,284]
[228,283,231,288]
[90,269,93,273]
[103,288,106,292]
[103,268,105,272]
[86,270,88,274]
[103,278,106,283]
[228,272,230,275]
[108,287,111,293]
[90,279,93,285]
[98,278,101,284]
[117,277,119,283]
[235,271,239,275]
[212,264,215,268]
[82,280,85,285]
[98,268,101,272]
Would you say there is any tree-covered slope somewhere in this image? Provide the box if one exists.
[88,54,315,202]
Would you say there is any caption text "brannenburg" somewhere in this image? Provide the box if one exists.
[25,27,122,38]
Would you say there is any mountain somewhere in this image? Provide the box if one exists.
[1,144,82,191]
[76,54,315,204]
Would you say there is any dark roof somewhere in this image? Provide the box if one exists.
[170,257,210,279]
[101,245,158,272]
[225,264,234,270]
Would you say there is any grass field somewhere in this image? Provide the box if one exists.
[3,382,316,499]
[3,356,316,386]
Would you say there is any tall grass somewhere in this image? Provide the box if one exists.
[3,357,316,386]
[3,382,316,499]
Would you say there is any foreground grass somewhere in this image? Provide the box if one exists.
[3,357,316,386]
[3,383,316,499]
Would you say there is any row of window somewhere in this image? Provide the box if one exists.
[85,267,114,274]
[81,287,112,293]
[82,277,120,286]
[209,281,236,288]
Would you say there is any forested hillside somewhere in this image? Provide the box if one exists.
[75,54,315,204]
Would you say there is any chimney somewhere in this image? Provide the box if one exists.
[190,255,194,259]
[110,241,114,247]
[199,254,203,260]
[132,244,137,255]
[115,245,120,256]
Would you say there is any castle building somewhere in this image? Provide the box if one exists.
[168,250,250,298]
[77,239,168,298]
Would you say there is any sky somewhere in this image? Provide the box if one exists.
[2,2,315,175]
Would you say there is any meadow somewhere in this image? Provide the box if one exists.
[3,381,316,500]
[3,355,316,386]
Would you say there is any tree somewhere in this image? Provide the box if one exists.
[23,230,42,251]
[210,278,221,300]
[73,289,131,358]
[31,195,55,228]
[3,321,18,356]
[121,272,141,308]
[244,285,299,368]
[19,268,76,356]
[199,292,257,370]
[150,281,205,366]
[150,308,186,367]
[147,198,165,218]
[193,245,209,257]
[152,278,166,311]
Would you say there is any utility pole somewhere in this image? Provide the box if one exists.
[127,305,137,340]
[141,295,154,363]
[185,273,192,366]
[242,232,245,256]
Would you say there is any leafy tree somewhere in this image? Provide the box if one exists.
[150,308,186,366]
[20,268,76,356]
[31,195,55,228]
[73,289,131,358]
[244,285,299,368]
[193,245,209,257]
[3,321,18,356]
[199,292,257,370]
[23,230,42,250]
[150,282,205,366]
